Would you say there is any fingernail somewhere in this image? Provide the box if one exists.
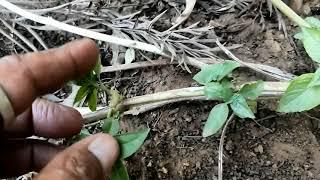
[88,137,115,174]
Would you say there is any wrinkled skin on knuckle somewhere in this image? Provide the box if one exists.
[61,151,102,180]
[38,149,103,180]
[31,99,83,137]
[0,54,37,113]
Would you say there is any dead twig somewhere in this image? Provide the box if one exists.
[101,59,172,73]
[166,0,197,32]
[218,113,235,180]
[216,39,293,81]
[79,81,288,123]
[0,26,29,52]
[123,96,205,116]
[0,0,164,54]
[84,121,101,128]
[23,25,48,50]
[0,0,223,71]
[0,18,37,51]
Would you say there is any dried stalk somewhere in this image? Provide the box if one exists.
[23,25,48,50]
[218,113,235,180]
[101,59,172,73]
[0,27,29,52]
[166,0,197,31]
[0,0,292,81]
[101,56,295,81]
[80,81,288,123]
[0,0,164,54]
[216,39,293,81]
[0,18,38,51]
[271,0,311,28]
[0,0,221,70]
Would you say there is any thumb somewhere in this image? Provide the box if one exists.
[36,134,119,180]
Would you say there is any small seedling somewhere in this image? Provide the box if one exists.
[72,56,150,180]
[193,61,264,137]
[73,56,102,111]
[72,112,150,180]
[271,0,320,112]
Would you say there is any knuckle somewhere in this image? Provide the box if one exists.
[59,149,103,180]
[7,54,38,91]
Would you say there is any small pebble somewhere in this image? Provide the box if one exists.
[161,167,168,174]
[254,145,264,154]
[265,161,272,166]
[196,162,201,169]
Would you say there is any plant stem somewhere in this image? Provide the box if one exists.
[80,82,289,123]
[218,113,235,180]
[271,0,311,28]
[122,87,204,106]
[99,83,111,95]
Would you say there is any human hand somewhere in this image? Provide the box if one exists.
[0,39,119,180]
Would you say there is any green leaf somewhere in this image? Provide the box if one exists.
[221,78,232,88]
[109,89,123,108]
[69,128,91,144]
[94,55,101,77]
[75,71,95,86]
[125,48,135,64]
[204,82,233,101]
[74,85,90,105]
[299,27,320,62]
[239,80,264,100]
[305,17,320,28]
[294,32,303,40]
[74,76,89,86]
[230,94,255,119]
[247,99,257,114]
[88,88,98,111]
[110,160,129,180]
[78,128,91,139]
[102,117,120,135]
[308,68,320,87]
[278,73,320,112]
[202,103,229,137]
[115,128,150,159]
[193,61,240,85]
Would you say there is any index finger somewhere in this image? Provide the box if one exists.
[0,38,99,115]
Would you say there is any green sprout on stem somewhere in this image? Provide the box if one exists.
[193,61,264,137]
[72,56,150,180]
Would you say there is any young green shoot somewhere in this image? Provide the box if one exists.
[193,61,264,137]
[72,57,149,180]
[72,111,150,180]
[271,0,320,112]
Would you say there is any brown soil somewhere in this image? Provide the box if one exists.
[117,1,320,179]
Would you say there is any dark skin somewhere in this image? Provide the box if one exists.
[0,39,119,180]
